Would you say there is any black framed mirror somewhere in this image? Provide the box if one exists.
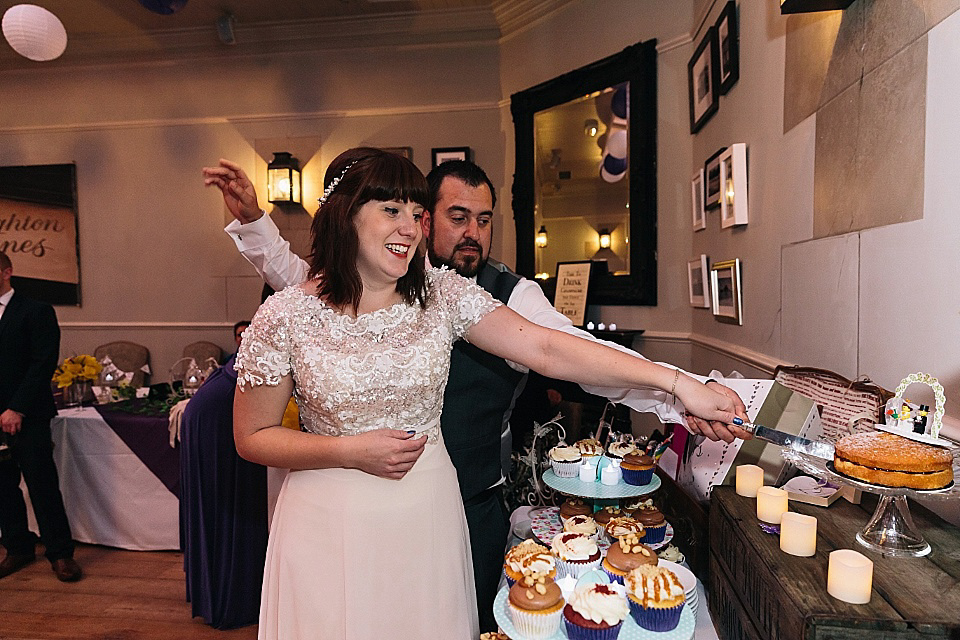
[510,40,657,305]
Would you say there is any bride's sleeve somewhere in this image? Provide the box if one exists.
[432,268,501,340]
[235,292,294,390]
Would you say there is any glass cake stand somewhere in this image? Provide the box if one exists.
[781,450,960,557]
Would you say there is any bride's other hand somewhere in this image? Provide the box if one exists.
[202,158,262,223]
[349,429,428,480]
[676,376,751,443]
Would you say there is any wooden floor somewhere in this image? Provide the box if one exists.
[0,543,258,640]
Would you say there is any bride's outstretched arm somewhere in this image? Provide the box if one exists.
[233,377,427,478]
[465,306,750,441]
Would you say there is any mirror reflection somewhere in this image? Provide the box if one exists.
[533,83,631,279]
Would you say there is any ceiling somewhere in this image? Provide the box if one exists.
[0,0,565,71]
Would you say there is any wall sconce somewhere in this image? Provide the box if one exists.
[584,119,599,137]
[534,272,550,280]
[598,229,611,249]
[267,152,301,205]
[780,0,855,13]
[535,225,548,248]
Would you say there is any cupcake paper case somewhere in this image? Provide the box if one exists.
[550,443,582,478]
[507,572,564,639]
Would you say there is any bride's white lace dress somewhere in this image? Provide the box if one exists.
[236,267,500,640]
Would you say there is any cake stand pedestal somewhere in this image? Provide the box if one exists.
[782,450,959,557]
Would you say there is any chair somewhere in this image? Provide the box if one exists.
[182,341,223,369]
[93,341,150,388]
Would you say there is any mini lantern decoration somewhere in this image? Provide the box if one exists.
[598,229,612,249]
[267,152,302,205]
[535,225,548,248]
[2,4,67,62]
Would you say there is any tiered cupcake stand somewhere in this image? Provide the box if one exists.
[492,461,695,639]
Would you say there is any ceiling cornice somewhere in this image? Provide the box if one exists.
[491,0,579,39]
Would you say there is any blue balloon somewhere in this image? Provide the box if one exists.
[611,84,628,120]
[138,0,188,15]
[602,154,628,176]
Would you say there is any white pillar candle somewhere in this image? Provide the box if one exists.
[827,549,873,604]
[735,464,764,497]
[756,486,789,524]
[779,512,817,556]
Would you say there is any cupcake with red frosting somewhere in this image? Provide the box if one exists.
[563,514,600,541]
[562,581,629,640]
[507,571,565,639]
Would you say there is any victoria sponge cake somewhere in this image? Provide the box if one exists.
[833,431,954,490]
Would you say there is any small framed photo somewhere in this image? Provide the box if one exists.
[711,258,743,325]
[719,143,749,228]
[381,146,413,160]
[715,1,740,95]
[688,255,710,308]
[691,168,706,231]
[431,146,471,168]
[688,26,720,134]
[704,147,726,209]
[554,260,592,328]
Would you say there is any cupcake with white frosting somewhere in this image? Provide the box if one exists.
[563,514,600,540]
[549,443,582,477]
[550,532,601,579]
[562,580,629,640]
[625,565,686,631]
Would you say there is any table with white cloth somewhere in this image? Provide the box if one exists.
[26,406,181,550]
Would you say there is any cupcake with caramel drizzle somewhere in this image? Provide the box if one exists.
[507,570,564,639]
[601,532,658,584]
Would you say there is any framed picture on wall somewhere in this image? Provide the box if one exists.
[711,258,743,325]
[431,147,471,168]
[691,168,706,230]
[719,143,749,228]
[687,26,720,134]
[688,254,710,308]
[704,147,726,209]
[715,1,740,95]
[382,147,413,160]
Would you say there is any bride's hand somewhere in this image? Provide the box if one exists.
[348,429,428,479]
[675,376,750,443]
[201,158,262,223]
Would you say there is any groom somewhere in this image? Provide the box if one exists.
[212,157,747,631]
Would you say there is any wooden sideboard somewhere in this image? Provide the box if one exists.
[708,486,960,640]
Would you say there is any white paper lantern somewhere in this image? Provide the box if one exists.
[2,4,67,62]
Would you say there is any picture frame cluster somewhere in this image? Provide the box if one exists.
[687,1,739,134]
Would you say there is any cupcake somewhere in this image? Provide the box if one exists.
[605,440,637,461]
[562,581,629,640]
[559,497,592,524]
[550,442,583,478]
[605,516,644,543]
[504,539,556,586]
[633,504,668,544]
[563,514,599,540]
[479,633,510,640]
[601,533,658,584]
[592,505,623,527]
[550,532,601,579]
[620,452,655,486]
[625,565,686,631]
[507,571,565,639]
[576,438,604,459]
[620,497,653,517]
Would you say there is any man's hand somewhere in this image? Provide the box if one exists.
[0,409,23,436]
[202,159,263,224]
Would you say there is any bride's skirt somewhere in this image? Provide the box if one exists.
[258,434,479,640]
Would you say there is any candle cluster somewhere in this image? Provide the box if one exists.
[733,464,873,605]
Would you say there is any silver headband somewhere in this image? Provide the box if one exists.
[318,160,358,206]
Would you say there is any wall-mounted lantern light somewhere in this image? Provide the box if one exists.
[598,228,611,249]
[535,225,548,248]
[584,119,599,137]
[267,152,301,205]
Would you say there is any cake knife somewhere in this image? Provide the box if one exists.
[732,417,835,460]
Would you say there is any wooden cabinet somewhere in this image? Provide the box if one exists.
[708,486,960,640]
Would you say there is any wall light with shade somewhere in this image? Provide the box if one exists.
[267,152,301,205]
[2,4,68,62]
[598,229,612,249]
[535,225,548,248]
[584,119,599,137]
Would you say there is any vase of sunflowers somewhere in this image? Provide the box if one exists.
[53,355,103,408]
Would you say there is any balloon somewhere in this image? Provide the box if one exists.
[138,0,189,15]
[2,4,67,62]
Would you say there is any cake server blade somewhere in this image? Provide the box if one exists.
[733,418,835,460]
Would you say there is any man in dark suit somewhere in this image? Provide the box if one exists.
[0,251,81,582]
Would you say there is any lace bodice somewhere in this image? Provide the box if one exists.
[236,267,501,440]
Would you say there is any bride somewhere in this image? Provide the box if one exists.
[219,147,743,639]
